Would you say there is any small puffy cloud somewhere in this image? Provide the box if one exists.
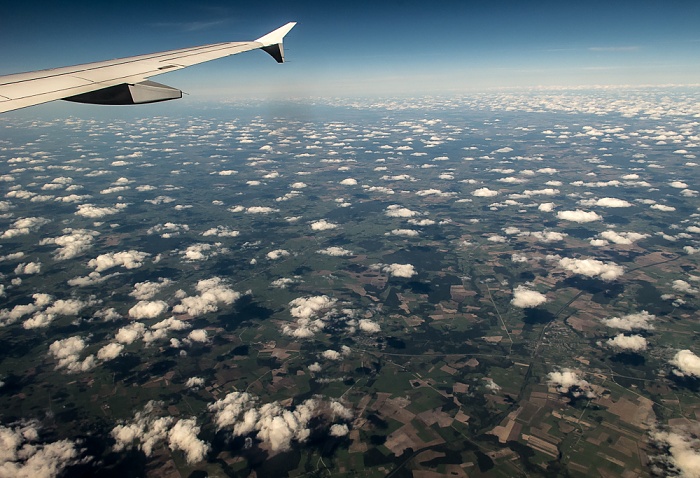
[670,350,700,378]
[601,311,655,331]
[606,334,647,352]
[39,228,99,260]
[538,202,556,212]
[651,426,700,478]
[380,263,416,278]
[339,178,357,185]
[358,319,381,334]
[511,285,547,308]
[651,204,676,212]
[673,280,698,294]
[172,277,241,317]
[14,262,41,275]
[597,230,649,245]
[310,219,338,231]
[322,350,342,361]
[556,210,602,223]
[167,419,210,464]
[88,250,149,272]
[317,247,353,257]
[129,301,168,320]
[185,377,205,388]
[408,218,435,226]
[245,206,279,214]
[472,187,499,197]
[181,243,222,261]
[669,181,689,188]
[520,231,567,243]
[48,336,96,373]
[266,249,290,260]
[130,279,172,301]
[579,197,633,208]
[75,203,126,218]
[1,216,50,238]
[385,205,420,218]
[329,424,349,437]
[390,229,420,237]
[202,226,239,237]
[97,342,124,361]
[187,329,209,344]
[0,422,84,477]
[558,257,624,281]
[547,368,595,398]
[115,322,147,344]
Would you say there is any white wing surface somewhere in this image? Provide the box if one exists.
[0,22,296,113]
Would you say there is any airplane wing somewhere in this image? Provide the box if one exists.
[0,22,296,113]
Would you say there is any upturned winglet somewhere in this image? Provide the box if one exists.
[255,22,297,63]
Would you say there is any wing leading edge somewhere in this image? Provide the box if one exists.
[0,22,296,113]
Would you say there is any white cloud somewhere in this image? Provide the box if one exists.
[538,202,556,212]
[39,228,99,260]
[167,419,209,464]
[670,181,689,188]
[651,426,700,478]
[597,230,649,245]
[339,178,357,185]
[673,280,698,294]
[97,342,124,361]
[670,350,700,378]
[75,203,127,218]
[14,262,41,275]
[115,322,146,344]
[651,204,676,212]
[245,206,279,214]
[380,263,417,278]
[472,187,499,197]
[187,329,209,343]
[172,277,241,317]
[310,220,338,231]
[556,210,602,223]
[0,421,84,477]
[266,249,290,260]
[88,250,149,272]
[202,226,239,237]
[390,229,420,237]
[129,301,168,320]
[601,311,655,331]
[130,279,173,301]
[358,319,381,334]
[547,369,595,398]
[317,247,353,257]
[558,257,624,281]
[185,377,205,388]
[385,205,420,218]
[48,336,96,373]
[511,285,547,308]
[329,424,349,437]
[579,197,633,208]
[1,216,50,238]
[606,334,647,352]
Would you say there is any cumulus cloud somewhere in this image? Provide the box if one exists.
[88,251,149,272]
[0,421,85,477]
[556,210,602,223]
[519,230,567,243]
[202,226,239,237]
[358,319,381,334]
[390,229,420,237]
[385,205,420,218]
[48,336,96,374]
[282,295,337,339]
[1,216,50,238]
[538,202,556,212]
[266,249,290,260]
[558,257,624,281]
[651,425,700,478]
[130,279,172,301]
[511,285,547,308]
[97,343,124,361]
[606,334,647,352]
[339,178,357,185]
[673,280,698,295]
[112,401,209,464]
[317,247,353,257]
[115,323,147,345]
[172,277,241,317]
[208,392,322,452]
[596,230,649,245]
[128,301,168,320]
[14,262,41,275]
[39,228,99,260]
[670,350,700,378]
[601,311,655,331]
[75,203,126,218]
[651,204,676,212]
[472,187,499,197]
[310,220,338,231]
[547,369,596,398]
[377,263,417,278]
[181,243,224,261]
[579,197,633,208]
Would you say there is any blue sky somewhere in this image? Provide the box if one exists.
[2,0,699,97]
